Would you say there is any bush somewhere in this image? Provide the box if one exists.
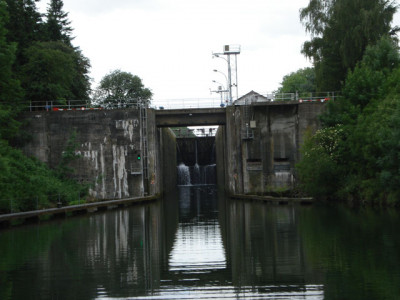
[0,140,87,213]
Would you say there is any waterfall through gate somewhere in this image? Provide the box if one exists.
[177,163,216,186]
[177,138,216,186]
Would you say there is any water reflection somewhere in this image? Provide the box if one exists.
[224,200,324,298]
[0,202,164,299]
[157,186,323,299]
[1,190,400,299]
[168,186,226,273]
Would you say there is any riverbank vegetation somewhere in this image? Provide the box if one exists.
[295,0,400,205]
[0,0,89,213]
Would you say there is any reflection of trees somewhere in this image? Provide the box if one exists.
[225,200,322,291]
[0,202,164,299]
[0,222,66,300]
[299,206,400,300]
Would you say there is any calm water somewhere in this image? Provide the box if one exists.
[1,186,400,299]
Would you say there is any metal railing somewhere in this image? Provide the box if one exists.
[151,97,224,110]
[234,92,339,104]
[29,100,91,111]
[27,100,145,111]
[25,92,339,112]
[151,92,339,109]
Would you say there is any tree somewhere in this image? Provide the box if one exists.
[45,0,73,45]
[297,36,400,205]
[4,0,43,70]
[3,0,91,107]
[0,0,24,140]
[276,67,316,95]
[70,47,91,101]
[42,0,91,102]
[93,70,153,108]
[300,0,398,91]
[321,36,400,127]
[21,41,90,106]
[297,126,345,199]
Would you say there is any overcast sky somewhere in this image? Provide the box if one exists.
[37,0,400,104]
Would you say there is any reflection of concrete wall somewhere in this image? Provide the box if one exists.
[82,202,164,297]
[226,200,315,285]
[224,103,324,194]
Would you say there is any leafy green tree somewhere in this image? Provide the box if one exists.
[300,0,398,91]
[297,36,400,205]
[21,41,90,106]
[321,36,400,127]
[341,96,400,204]
[70,47,91,101]
[3,0,90,107]
[21,41,75,104]
[343,36,400,109]
[0,0,24,141]
[4,0,43,70]
[93,70,153,108]
[297,126,345,199]
[0,0,89,213]
[276,67,316,95]
[45,0,73,45]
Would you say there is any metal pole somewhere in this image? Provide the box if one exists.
[227,55,232,104]
[235,54,239,100]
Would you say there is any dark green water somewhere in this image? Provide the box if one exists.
[1,186,400,299]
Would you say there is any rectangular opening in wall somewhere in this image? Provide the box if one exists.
[246,159,262,171]
[273,158,290,172]
[273,158,289,162]
[246,158,261,163]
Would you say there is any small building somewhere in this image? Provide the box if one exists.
[234,90,271,105]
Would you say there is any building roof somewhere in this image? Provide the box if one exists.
[234,90,271,105]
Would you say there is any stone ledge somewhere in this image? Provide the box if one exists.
[230,194,314,205]
[0,195,160,226]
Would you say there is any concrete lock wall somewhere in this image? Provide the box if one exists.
[21,103,324,199]
[220,102,324,195]
[215,126,227,191]
[20,109,174,199]
[159,128,177,195]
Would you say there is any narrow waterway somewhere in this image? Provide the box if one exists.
[1,186,400,299]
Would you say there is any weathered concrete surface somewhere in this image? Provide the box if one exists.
[222,102,325,195]
[215,126,227,190]
[21,102,324,199]
[155,108,226,127]
[21,109,158,199]
[159,128,177,194]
